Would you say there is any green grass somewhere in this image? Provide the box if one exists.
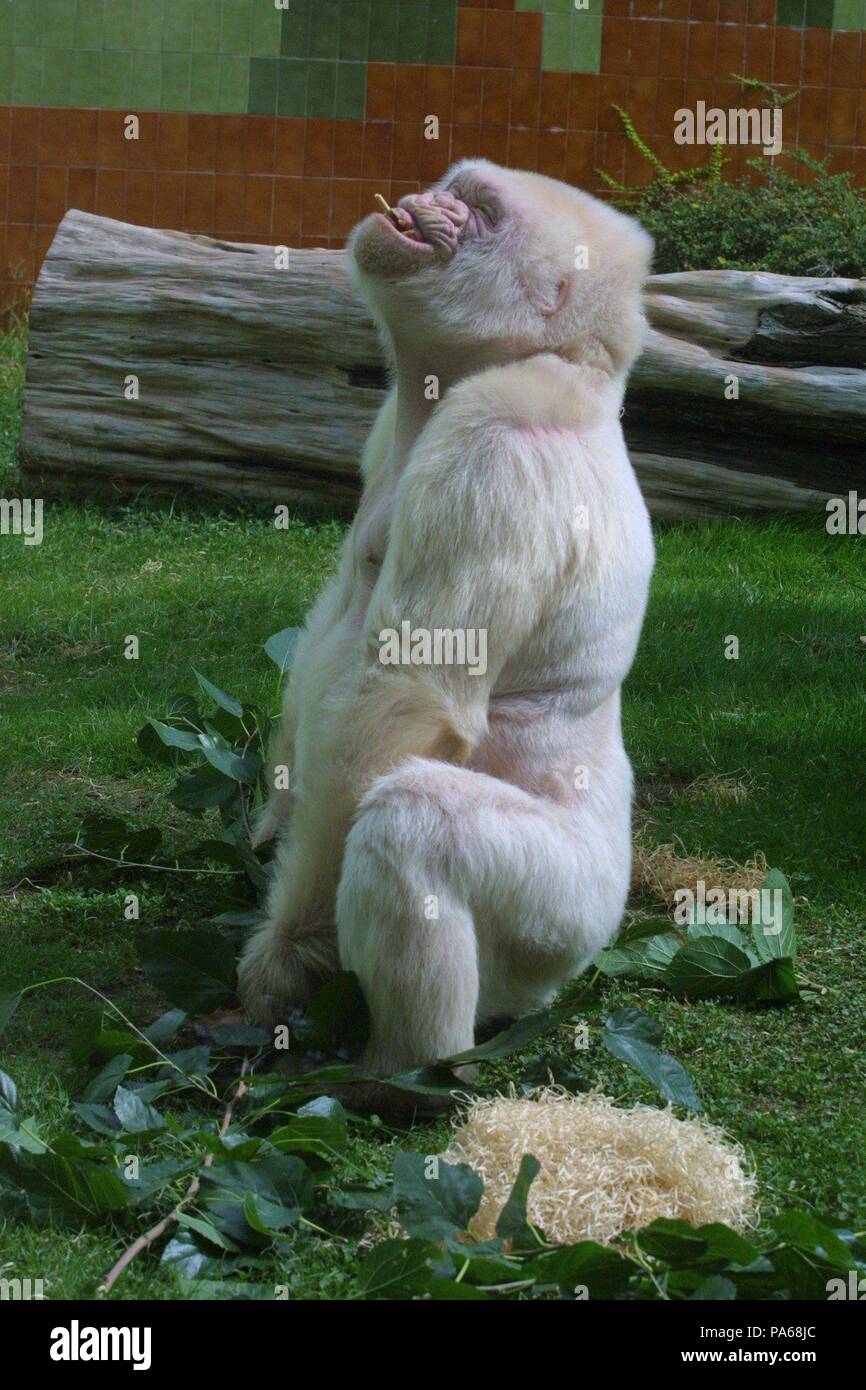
[1,320,864,1298]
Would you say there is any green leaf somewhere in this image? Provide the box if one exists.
[355,1238,440,1300]
[526,1242,633,1298]
[392,1152,483,1241]
[269,1097,348,1159]
[197,737,262,786]
[143,1008,188,1046]
[603,1009,701,1111]
[751,869,796,963]
[0,1149,129,1224]
[735,956,800,1004]
[169,764,239,811]
[666,937,754,999]
[293,971,370,1054]
[82,1053,134,1104]
[445,1003,572,1065]
[176,1212,240,1252]
[691,1275,737,1299]
[136,929,237,1013]
[0,1069,17,1114]
[0,990,22,1037]
[243,1191,300,1236]
[495,1153,541,1247]
[146,718,202,752]
[192,669,244,718]
[265,626,302,674]
[113,1087,166,1134]
[597,932,681,982]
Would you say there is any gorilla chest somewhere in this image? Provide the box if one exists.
[352,472,398,581]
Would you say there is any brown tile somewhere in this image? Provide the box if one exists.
[243,175,273,236]
[362,123,394,179]
[392,121,421,179]
[596,131,626,187]
[126,170,156,226]
[628,76,659,131]
[216,115,247,174]
[660,0,689,15]
[156,113,189,171]
[38,108,70,165]
[513,10,542,70]
[858,90,866,147]
[507,126,539,170]
[95,169,127,221]
[246,117,276,175]
[456,8,485,66]
[631,18,662,75]
[511,69,541,127]
[128,112,160,170]
[187,115,218,172]
[8,165,37,222]
[772,27,802,85]
[419,128,452,181]
[425,67,454,123]
[184,173,216,232]
[390,180,422,203]
[687,22,718,79]
[827,88,858,146]
[395,65,426,125]
[658,20,687,78]
[568,74,598,131]
[802,28,831,88]
[601,17,630,77]
[479,125,508,163]
[301,177,330,236]
[0,109,11,164]
[10,108,40,165]
[718,0,747,17]
[483,8,514,67]
[796,88,826,145]
[746,0,773,18]
[97,110,129,167]
[690,0,719,18]
[67,166,97,213]
[625,137,654,188]
[453,66,483,124]
[656,78,686,135]
[273,177,302,238]
[716,22,747,77]
[333,120,364,177]
[744,22,774,79]
[275,118,305,175]
[154,172,185,229]
[830,31,861,88]
[482,68,511,127]
[714,78,744,111]
[35,165,67,222]
[598,74,629,131]
[541,72,570,130]
[565,129,595,187]
[304,118,335,176]
[451,125,481,161]
[635,0,661,14]
[214,174,245,236]
[537,129,567,179]
[366,64,397,122]
[330,178,362,237]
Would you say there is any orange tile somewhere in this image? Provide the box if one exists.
[10,108,41,165]
[507,126,539,170]
[187,115,219,172]
[36,165,68,222]
[126,112,159,170]
[393,122,422,180]
[513,10,542,70]
[830,31,861,88]
[38,108,70,165]
[216,115,247,174]
[8,165,37,222]
[366,64,397,122]
[483,8,514,67]
[798,88,828,146]
[744,22,774,79]
[686,21,717,80]
[275,118,305,176]
[67,166,97,215]
[330,178,362,237]
[538,129,567,179]
[479,125,508,163]
[273,176,302,238]
[154,171,186,229]
[97,110,129,167]
[304,118,335,176]
[628,76,659,131]
[803,29,831,89]
[214,174,245,236]
[244,175,274,235]
[333,120,364,177]
[451,125,481,161]
[395,65,426,125]
[456,8,485,67]
[630,18,661,75]
[156,113,189,172]
[453,67,483,124]
[301,177,331,236]
[183,173,216,232]
[482,68,511,126]
[659,22,687,82]
[565,129,595,187]
[602,18,631,77]
[568,74,598,131]
[127,170,156,226]
[95,168,128,221]
[246,116,276,175]
[827,88,858,146]
[419,130,452,181]
[362,123,394,179]
[772,28,803,86]
[512,69,541,127]
[541,72,570,130]
[425,67,454,123]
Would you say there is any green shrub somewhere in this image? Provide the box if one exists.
[600,105,866,278]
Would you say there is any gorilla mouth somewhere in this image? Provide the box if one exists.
[374,190,473,259]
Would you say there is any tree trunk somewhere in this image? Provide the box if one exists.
[19,210,866,519]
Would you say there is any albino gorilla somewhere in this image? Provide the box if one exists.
[238,160,655,1101]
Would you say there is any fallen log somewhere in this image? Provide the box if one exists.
[19,210,865,518]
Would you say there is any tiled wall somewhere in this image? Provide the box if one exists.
[2,0,865,311]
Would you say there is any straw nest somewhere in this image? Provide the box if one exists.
[441,1088,758,1248]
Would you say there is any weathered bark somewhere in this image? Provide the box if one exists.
[19,210,865,518]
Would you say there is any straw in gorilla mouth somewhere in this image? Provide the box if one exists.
[373,190,472,256]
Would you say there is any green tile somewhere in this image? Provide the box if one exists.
[100,47,133,106]
[515,1,545,10]
[250,0,281,55]
[14,0,44,46]
[133,0,165,50]
[0,46,12,101]
[44,0,78,49]
[163,0,192,50]
[192,0,221,52]
[831,0,861,24]
[280,0,310,57]
[368,0,399,61]
[570,14,602,71]
[0,6,11,46]
[218,52,248,109]
[335,58,366,117]
[805,0,833,22]
[75,0,104,49]
[541,11,570,67]
[69,48,102,104]
[163,49,193,107]
[103,0,136,49]
[339,0,370,60]
[397,0,427,63]
[277,56,307,115]
[189,51,219,108]
[130,49,162,107]
[546,0,575,13]
[248,54,277,112]
[221,0,252,55]
[42,49,73,103]
[309,0,340,59]
[776,0,806,22]
[427,0,456,64]
[306,58,336,116]
[11,45,43,102]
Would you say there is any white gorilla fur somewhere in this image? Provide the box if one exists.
[238,160,655,1089]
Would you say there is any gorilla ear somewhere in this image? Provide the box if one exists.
[535,274,572,318]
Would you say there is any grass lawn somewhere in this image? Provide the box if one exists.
[1,321,864,1299]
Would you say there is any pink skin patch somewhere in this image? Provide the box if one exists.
[379,185,498,261]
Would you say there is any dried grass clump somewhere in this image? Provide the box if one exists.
[631,836,768,910]
[442,1089,757,1248]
